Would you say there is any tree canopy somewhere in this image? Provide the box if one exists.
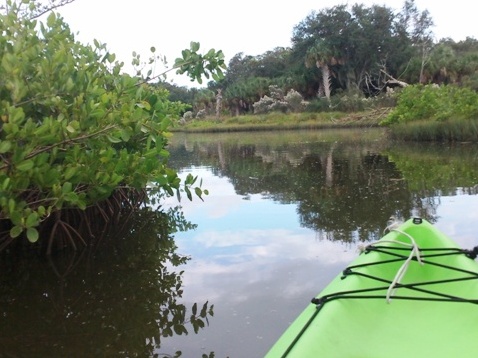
[0,0,225,249]
[174,0,476,117]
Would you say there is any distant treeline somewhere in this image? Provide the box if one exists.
[163,0,478,117]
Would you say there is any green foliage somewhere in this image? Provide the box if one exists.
[291,2,434,95]
[172,110,378,133]
[184,3,477,114]
[330,88,397,112]
[382,85,478,125]
[174,42,226,85]
[0,1,223,242]
[385,143,478,191]
[387,119,478,142]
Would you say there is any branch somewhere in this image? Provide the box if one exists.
[29,0,77,20]
[133,56,201,87]
[0,124,117,171]
[380,69,409,88]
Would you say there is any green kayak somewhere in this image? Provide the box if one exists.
[266,218,478,357]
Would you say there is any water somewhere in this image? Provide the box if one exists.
[2,128,478,357]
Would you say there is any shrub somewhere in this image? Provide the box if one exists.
[284,89,308,112]
[253,86,307,114]
[0,2,225,245]
[381,84,478,125]
[195,109,207,119]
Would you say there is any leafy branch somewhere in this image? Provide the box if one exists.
[133,41,226,87]
[0,3,221,249]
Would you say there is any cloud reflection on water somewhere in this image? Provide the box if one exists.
[162,167,359,357]
[434,195,478,248]
[160,134,478,357]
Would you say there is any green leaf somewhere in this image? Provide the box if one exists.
[185,186,192,201]
[8,198,15,213]
[10,225,23,238]
[26,228,39,243]
[136,101,151,111]
[16,159,34,171]
[64,191,79,203]
[25,212,39,228]
[47,12,56,27]
[120,129,131,142]
[0,140,12,153]
[195,187,204,200]
[190,41,200,52]
[10,211,22,226]
[62,181,73,194]
[106,135,122,143]
[1,177,10,190]
[200,302,208,318]
[37,206,46,216]
[173,325,184,335]
[185,174,196,185]
[10,108,25,124]
[64,167,77,180]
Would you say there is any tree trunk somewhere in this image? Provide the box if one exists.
[318,62,332,105]
[380,69,409,88]
[215,89,222,119]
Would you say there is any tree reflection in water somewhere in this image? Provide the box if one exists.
[0,206,214,357]
[168,130,478,244]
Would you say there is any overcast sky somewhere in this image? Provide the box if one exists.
[56,0,476,87]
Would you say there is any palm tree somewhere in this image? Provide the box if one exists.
[305,42,337,105]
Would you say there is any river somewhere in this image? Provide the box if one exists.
[1,128,478,357]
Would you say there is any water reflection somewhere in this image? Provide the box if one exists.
[162,169,359,357]
[169,130,478,241]
[164,129,478,356]
[3,129,478,357]
[0,207,213,357]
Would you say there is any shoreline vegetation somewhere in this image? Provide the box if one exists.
[173,107,478,143]
[172,108,392,133]
[171,107,478,143]
[174,85,478,142]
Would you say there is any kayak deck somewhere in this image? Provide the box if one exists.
[266,218,478,357]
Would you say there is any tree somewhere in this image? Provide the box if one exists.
[0,0,76,19]
[291,2,434,96]
[0,0,225,249]
[395,0,434,83]
[218,48,299,114]
[425,37,478,88]
[192,88,216,114]
[305,42,337,103]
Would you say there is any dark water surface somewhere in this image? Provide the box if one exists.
[2,128,478,357]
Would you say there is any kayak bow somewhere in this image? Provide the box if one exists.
[266,218,478,358]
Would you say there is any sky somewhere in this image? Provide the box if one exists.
[55,0,476,87]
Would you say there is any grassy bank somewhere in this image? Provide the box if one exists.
[172,108,392,133]
[173,105,478,143]
[389,119,478,142]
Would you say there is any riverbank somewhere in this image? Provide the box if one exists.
[172,108,392,133]
[172,107,478,143]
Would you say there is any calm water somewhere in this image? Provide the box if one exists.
[2,128,478,357]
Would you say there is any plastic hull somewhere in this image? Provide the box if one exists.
[265,218,478,357]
